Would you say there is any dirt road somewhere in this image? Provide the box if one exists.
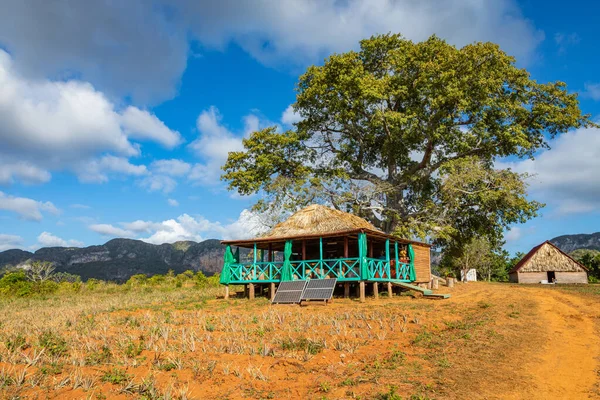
[448,283,600,399]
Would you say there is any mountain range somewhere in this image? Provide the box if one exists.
[1,232,599,282]
[549,232,600,254]
[0,238,235,282]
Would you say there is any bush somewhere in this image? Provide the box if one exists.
[38,330,68,357]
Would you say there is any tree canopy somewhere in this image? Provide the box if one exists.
[223,34,593,249]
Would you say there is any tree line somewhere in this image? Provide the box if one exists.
[0,261,220,297]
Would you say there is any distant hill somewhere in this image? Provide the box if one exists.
[550,232,600,254]
[0,238,245,282]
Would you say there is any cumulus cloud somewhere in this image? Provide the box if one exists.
[188,107,275,185]
[77,156,148,184]
[0,1,187,104]
[0,0,543,104]
[138,175,177,193]
[121,106,183,149]
[281,105,302,126]
[498,127,600,215]
[0,233,24,251]
[150,159,192,176]
[181,0,543,67]
[0,192,59,221]
[0,162,51,185]
[37,231,83,248]
[0,50,177,185]
[87,209,268,244]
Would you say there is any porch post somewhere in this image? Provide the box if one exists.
[253,243,257,280]
[359,281,366,302]
[373,282,379,299]
[387,282,393,297]
[394,241,399,279]
[319,237,323,278]
[385,239,390,278]
[248,283,255,300]
[269,282,276,301]
[224,285,229,300]
[302,240,306,260]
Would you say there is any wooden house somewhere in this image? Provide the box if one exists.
[220,204,432,300]
[509,241,588,284]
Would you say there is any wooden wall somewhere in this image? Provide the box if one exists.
[511,271,588,284]
[412,244,431,283]
[513,272,547,284]
[555,272,588,284]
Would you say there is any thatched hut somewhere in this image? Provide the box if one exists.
[220,204,431,300]
[509,241,588,284]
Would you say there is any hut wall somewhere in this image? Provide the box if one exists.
[412,244,431,283]
[515,272,548,284]
[519,243,585,273]
[555,272,588,284]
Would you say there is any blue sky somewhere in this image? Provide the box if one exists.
[0,0,599,255]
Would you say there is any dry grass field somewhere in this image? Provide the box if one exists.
[0,282,599,399]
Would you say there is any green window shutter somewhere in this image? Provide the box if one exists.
[408,244,416,281]
[220,245,234,285]
[281,240,294,281]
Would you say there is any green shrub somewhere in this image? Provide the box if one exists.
[85,346,112,365]
[279,337,325,355]
[5,333,28,352]
[38,330,68,357]
[101,368,132,385]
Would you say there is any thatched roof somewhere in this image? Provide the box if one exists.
[221,204,430,247]
[261,204,380,239]
[510,241,588,273]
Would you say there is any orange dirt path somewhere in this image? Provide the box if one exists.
[509,287,600,399]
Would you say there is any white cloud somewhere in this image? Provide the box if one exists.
[582,83,600,101]
[88,224,135,238]
[181,0,543,66]
[77,156,148,184]
[0,1,187,104]
[0,192,59,221]
[37,231,83,248]
[121,106,183,149]
[0,162,51,185]
[281,105,302,126]
[139,175,177,193]
[0,1,542,104]
[0,50,175,185]
[498,127,600,215]
[151,159,192,176]
[168,198,179,207]
[504,227,522,243]
[0,233,24,251]
[87,209,268,244]
[188,107,274,185]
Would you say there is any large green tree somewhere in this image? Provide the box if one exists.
[223,34,593,248]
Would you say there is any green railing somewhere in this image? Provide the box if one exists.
[229,261,284,283]
[227,257,412,283]
[291,258,361,281]
[366,258,411,281]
